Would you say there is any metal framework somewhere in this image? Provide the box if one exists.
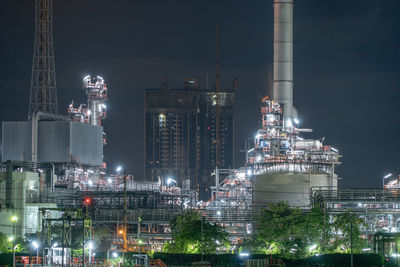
[28,0,58,119]
[246,96,340,175]
[313,188,400,235]
[41,208,93,266]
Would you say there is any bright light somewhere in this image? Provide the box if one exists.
[52,242,58,248]
[166,177,176,185]
[138,239,143,245]
[309,244,318,251]
[32,241,39,249]
[87,241,94,250]
[384,173,393,179]
[293,118,299,124]
[239,252,249,257]
[257,155,262,162]
[118,229,124,235]
[247,169,252,176]
[362,248,371,252]
[286,119,293,128]
[107,178,112,184]
[392,253,400,257]
[102,104,107,109]
[10,216,18,223]
[217,211,221,216]
[8,236,14,242]
[116,166,122,173]
[112,252,118,258]
[215,240,220,245]
[255,133,262,139]
[88,180,93,186]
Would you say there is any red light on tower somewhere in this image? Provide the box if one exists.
[85,198,91,204]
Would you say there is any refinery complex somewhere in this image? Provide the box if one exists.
[1,0,400,265]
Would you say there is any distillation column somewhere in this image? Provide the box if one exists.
[273,0,293,127]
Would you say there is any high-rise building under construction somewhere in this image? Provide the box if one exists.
[144,79,235,197]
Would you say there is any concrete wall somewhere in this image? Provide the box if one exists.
[252,172,337,207]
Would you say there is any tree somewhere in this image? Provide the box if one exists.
[255,202,324,258]
[0,232,12,253]
[0,232,27,253]
[164,210,229,254]
[254,202,369,258]
[326,211,367,253]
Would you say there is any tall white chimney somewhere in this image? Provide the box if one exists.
[273,0,293,127]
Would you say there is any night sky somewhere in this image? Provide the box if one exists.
[1,0,399,188]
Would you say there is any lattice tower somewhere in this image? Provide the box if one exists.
[28,0,58,119]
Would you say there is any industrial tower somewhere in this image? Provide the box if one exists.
[246,0,340,207]
[28,0,58,119]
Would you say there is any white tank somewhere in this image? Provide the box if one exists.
[252,172,337,207]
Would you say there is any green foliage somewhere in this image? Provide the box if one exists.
[163,210,229,254]
[253,202,368,258]
[0,232,13,253]
[0,232,27,253]
[94,225,110,244]
[325,211,368,253]
[149,252,382,267]
[153,252,240,266]
[284,253,384,267]
[255,202,324,258]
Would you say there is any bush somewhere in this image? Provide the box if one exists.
[284,253,384,267]
[152,253,241,266]
[151,253,383,267]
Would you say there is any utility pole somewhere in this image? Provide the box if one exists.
[323,206,326,252]
[123,169,128,252]
[350,216,353,267]
[138,216,142,266]
[201,216,204,262]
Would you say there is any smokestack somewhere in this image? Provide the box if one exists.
[273,0,293,127]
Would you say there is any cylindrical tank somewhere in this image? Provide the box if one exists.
[252,172,337,207]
